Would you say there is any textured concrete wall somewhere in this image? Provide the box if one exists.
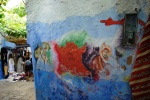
[26,0,150,99]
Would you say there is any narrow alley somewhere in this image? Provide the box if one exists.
[0,79,35,100]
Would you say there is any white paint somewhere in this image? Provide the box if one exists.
[116,0,150,15]
[111,27,123,48]
[26,0,117,24]
[26,0,150,24]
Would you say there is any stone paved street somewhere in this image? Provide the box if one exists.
[0,79,35,100]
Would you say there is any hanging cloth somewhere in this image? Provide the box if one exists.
[129,16,150,100]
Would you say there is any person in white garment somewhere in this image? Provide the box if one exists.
[17,55,25,73]
[8,54,15,74]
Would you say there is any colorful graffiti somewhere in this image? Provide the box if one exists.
[31,16,143,99]
[31,13,143,99]
[34,39,132,99]
[54,42,113,81]
[31,21,138,99]
[35,40,114,80]
[32,28,131,99]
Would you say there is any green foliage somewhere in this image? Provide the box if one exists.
[11,3,26,17]
[0,0,27,38]
[0,0,8,18]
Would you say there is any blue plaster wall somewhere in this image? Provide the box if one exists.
[26,0,150,99]
[2,39,16,49]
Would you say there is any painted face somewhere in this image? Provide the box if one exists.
[100,43,112,61]
[42,42,50,51]
[101,48,109,60]
[89,56,104,74]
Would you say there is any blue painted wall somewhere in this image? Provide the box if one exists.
[26,0,150,99]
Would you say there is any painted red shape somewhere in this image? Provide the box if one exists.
[100,17,125,26]
[138,19,146,27]
[55,42,91,76]
[100,17,146,27]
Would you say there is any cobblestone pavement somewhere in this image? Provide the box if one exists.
[0,79,35,100]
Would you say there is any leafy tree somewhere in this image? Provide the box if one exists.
[0,0,8,18]
[0,0,26,38]
[11,2,26,17]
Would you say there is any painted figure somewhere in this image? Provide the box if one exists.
[82,43,112,80]
[35,42,53,72]
[41,42,52,65]
[100,43,112,61]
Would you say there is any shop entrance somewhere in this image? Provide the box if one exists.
[2,44,34,82]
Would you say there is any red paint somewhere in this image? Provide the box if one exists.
[138,19,146,26]
[53,43,61,75]
[100,17,124,26]
[55,42,91,76]
[100,17,146,28]
[94,74,99,81]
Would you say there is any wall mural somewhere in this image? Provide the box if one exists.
[31,21,143,99]
[26,0,150,99]
[33,28,134,99]
[29,16,148,100]
[30,16,148,99]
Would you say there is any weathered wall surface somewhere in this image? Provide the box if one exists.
[26,0,150,99]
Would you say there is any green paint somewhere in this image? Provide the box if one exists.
[59,30,91,48]
[46,50,52,64]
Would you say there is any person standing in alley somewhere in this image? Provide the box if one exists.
[8,54,15,75]
[25,57,31,77]
[17,55,24,73]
